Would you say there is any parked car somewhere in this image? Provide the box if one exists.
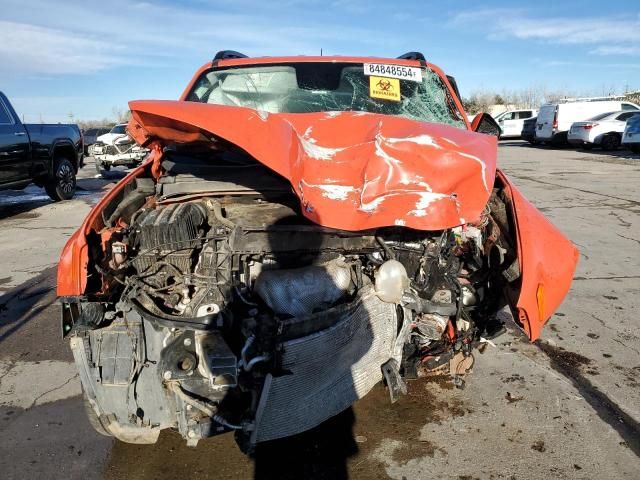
[58,51,577,451]
[0,91,83,201]
[82,127,111,154]
[93,123,128,146]
[568,111,640,150]
[622,113,640,153]
[494,109,537,138]
[536,99,640,146]
[90,123,148,174]
[521,116,538,144]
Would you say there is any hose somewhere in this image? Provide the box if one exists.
[376,236,396,260]
[244,355,270,372]
[213,414,242,430]
[204,198,235,230]
[167,382,216,417]
[239,335,255,368]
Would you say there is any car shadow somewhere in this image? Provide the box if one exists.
[104,407,358,480]
[607,148,640,160]
[0,185,52,221]
[253,407,358,480]
[0,266,71,361]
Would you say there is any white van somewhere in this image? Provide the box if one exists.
[494,109,538,138]
[535,100,640,145]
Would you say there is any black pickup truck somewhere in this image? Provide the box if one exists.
[0,92,83,201]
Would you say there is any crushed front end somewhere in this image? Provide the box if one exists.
[60,146,522,449]
[91,137,149,169]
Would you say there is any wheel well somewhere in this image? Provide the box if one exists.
[604,131,622,138]
[53,144,78,172]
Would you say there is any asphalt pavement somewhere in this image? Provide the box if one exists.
[0,149,639,480]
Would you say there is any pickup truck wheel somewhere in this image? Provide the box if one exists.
[45,157,76,201]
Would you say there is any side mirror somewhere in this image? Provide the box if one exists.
[471,113,502,138]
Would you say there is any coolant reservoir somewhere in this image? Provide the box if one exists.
[375,260,409,303]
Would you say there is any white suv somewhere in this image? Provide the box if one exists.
[494,109,537,138]
[568,111,640,150]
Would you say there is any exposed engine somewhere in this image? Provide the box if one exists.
[66,151,519,449]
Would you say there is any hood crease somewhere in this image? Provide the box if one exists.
[128,100,497,231]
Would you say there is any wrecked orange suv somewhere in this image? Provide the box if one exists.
[58,51,578,450]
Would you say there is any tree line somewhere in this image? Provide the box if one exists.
[462,87,640,114]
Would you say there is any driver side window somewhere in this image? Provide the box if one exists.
[0,100,13,125]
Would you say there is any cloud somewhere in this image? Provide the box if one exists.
[0,21,129,74]
[541,60,640,70]
[590,45,640,56]
[0,0,400,76]
[450,9,640,46]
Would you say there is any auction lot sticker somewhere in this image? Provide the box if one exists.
[369,76,401,102]
[364,63,422,82]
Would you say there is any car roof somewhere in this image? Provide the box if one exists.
[215,55,424,67]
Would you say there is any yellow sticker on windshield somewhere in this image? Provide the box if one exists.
[369,76,401,102]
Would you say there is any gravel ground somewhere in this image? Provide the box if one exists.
[0,147,638,480]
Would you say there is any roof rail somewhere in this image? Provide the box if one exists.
[212,50,249,64]
[397,51,426,61]
[397,51,427,64]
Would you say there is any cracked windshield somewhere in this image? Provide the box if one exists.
[186,63,466,128]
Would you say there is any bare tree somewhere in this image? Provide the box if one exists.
[463,90,497,114]
[463,84,603,113]
[625,90,640,104]
[77,118,117,130]
[111,106,131,124]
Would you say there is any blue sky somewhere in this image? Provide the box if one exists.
[1,0,639,122]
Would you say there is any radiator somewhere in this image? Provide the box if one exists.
[251,287,399,443]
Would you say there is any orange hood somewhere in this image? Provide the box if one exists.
[128,101,497,231]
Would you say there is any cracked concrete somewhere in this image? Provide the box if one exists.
[0,360,80,408]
